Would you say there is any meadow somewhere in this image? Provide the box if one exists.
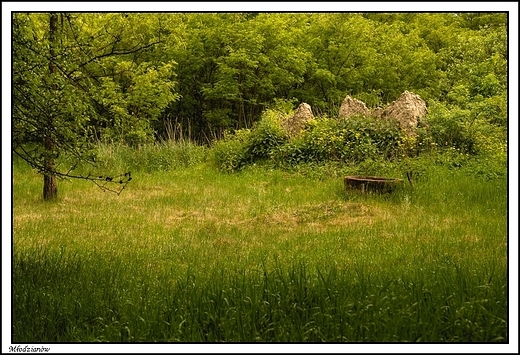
[12,144,508,342]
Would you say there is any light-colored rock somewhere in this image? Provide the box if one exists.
[282,103,314,138]
[381,91,427,135]
[338,96,370,119]
[372,107,384,118]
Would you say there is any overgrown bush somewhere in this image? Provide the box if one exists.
[212,112,409,172]
[210,102,507,176]
[275,115,404,166]
[420,101,507,160]
[210,129,253,172]
[425,102,479,154]
[248,110,288,160]
[211,110,288,172]
[469,94,507,126]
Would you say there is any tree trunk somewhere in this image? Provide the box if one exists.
[43,12,59,200]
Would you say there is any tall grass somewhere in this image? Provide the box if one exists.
[13,252,506,342]
[67,140,208,175]
[12,144,508,342]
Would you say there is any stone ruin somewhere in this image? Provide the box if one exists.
[371,107,384,119]
[381,91,428,135]
[338,91,428,135]
[281,102,314,138]
[338,96,371,119]
[281,91,427,139]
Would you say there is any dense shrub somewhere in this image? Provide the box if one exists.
[210,129,253,172]
[425,102,479,154]
[275,118,338,165]
[421,101,507,159]
[212,112,409,172]
[469,95,507,126]
[210,102,507,175]
[248,110,289,160]
[211,110,288,172]
[275,115,404,166]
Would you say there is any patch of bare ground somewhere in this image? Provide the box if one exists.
[261,201,388,230]
[133,200,390,234]
[158,203,253,230]
[13,199,87,225]
[13,212,44,226]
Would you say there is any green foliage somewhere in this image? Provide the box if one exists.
[425,102,478,154]
[422,100,507,160]
[166,12,507,140]
[248,110,288,159]
[469,94,507,126]
[12,12,181,198]
[12,12,507,146]
[212,110,410,173]
[211,109,288,172]
[356,90,384,108]
[12,13,97,173]
[269,98,299,115]
[212,104,509,174]
[277,115,404,166]
[210,129,253,172]
[11,12,508,201]
[437,18,507,108]
[92,60,179,146]
[463,153,507,181]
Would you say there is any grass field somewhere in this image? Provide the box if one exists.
[11,149,508,343]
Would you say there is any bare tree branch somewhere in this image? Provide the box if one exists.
[13,149,132,196]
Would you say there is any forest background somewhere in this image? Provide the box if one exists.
[9,9,513,196]
[11,10,509,147]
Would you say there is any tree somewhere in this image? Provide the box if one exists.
[44,12,59,199]
[13,13,174,199]
[13,13,94,200]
